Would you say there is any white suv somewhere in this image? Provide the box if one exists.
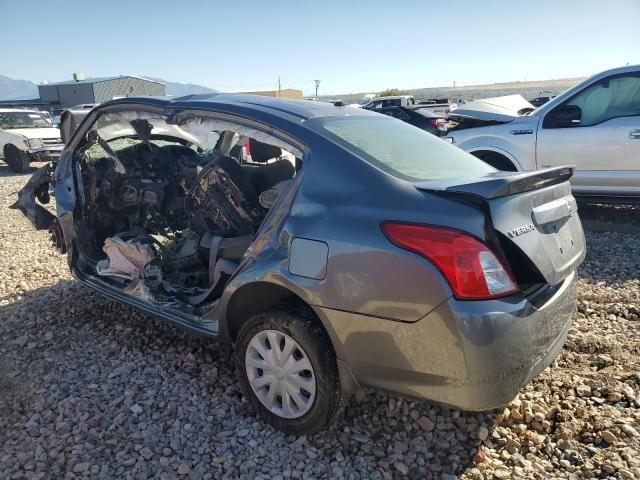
[0,109,64,172]
[446,65,640,201]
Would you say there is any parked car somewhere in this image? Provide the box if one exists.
[446,65,640,202]
[13,94,586,434]
[0,109,64,172]
[418,98,458,115]
[362,95,416,109]
[376,105,446,135]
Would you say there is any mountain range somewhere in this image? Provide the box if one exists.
[0,74,216,100]
[0,75,39,100]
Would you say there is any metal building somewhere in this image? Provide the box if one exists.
[38,75,165,108]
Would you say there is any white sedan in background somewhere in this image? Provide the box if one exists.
[0,109,64,172]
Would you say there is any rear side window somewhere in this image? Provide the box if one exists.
[311,116,496,181]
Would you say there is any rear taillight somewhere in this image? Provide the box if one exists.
[381,222,518,300]
[430,119,445,128]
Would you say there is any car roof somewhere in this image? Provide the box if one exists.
[100,94,380,121]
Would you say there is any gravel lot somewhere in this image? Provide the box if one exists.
[0,165,638,480]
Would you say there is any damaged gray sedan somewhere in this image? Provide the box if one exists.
[13,95,586,434]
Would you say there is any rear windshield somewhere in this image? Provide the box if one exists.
[310,116,496,181]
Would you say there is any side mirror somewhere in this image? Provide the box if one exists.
[545,105,582,128]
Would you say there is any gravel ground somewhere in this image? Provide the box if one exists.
[0,164,638,480]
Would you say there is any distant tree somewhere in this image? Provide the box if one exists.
[377,88,408,97]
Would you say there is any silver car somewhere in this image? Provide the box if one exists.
[13,95,586,434]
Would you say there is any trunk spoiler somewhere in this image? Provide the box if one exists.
[414,166,574,200]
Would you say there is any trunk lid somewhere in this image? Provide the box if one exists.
[416,167,586,286]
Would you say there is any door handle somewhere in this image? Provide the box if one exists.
[630,129,640,139]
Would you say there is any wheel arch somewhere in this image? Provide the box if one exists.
[468,147,522,171]
[3,142,19,158]
[3,142,31,172]
[223,279,359,395]
[224,280,321,342]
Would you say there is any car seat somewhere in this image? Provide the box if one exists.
[244,138,295,195]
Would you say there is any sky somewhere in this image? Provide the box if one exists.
[1,0,639,96]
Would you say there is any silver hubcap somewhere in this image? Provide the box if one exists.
[245,330,316,419]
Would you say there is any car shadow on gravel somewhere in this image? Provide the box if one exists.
[578,202,640,233]
[0,278,496,478]
[0,163,40,178]
[577,202,639,285]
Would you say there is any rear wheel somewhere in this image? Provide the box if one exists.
[235,308,343,434]
[4,145,30,173]
[472,151,517,171]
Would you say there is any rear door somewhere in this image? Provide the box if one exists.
[537,72,640,196]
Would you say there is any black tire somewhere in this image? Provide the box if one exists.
[472,151,517,171]
[4,145,30,173]
[235,307,343,435]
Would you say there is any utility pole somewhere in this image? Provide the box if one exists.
[313,79,321,101]
[278,76,281,97]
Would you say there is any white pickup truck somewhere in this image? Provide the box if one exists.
[446,65,640,201]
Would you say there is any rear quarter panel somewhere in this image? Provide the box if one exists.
[221,139,496,326]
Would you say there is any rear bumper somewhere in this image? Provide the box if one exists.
[316,270,577,410]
